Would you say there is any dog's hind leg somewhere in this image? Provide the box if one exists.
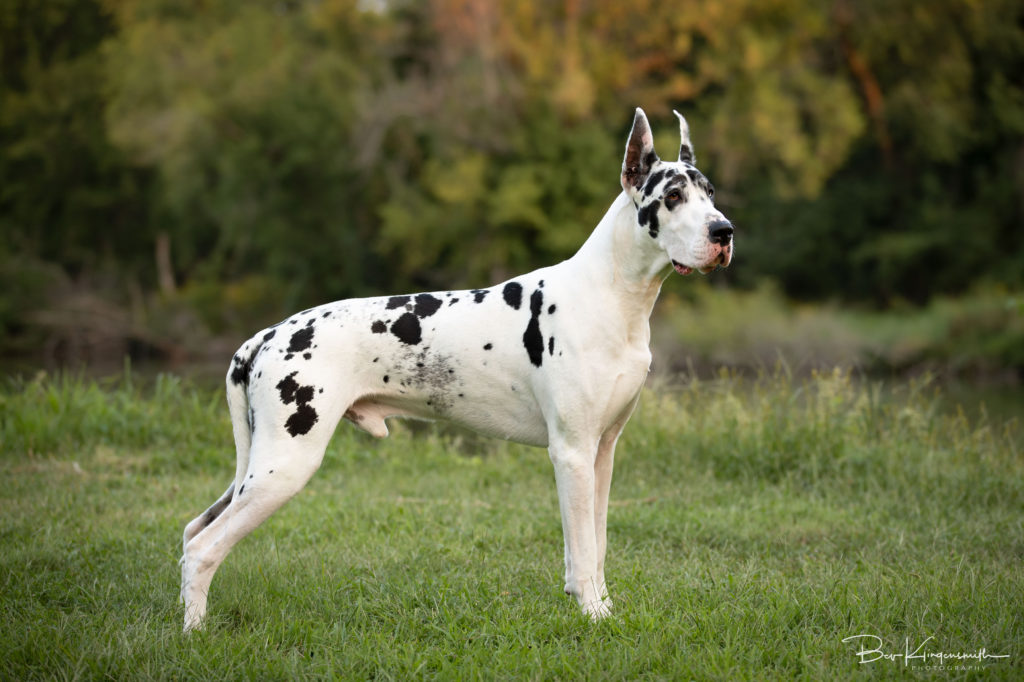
[180,430,331,632]
[182,484,234,548]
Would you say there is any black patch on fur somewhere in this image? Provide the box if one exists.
[383,375,389,383]
[483,343,493,350]
[471,289,489,303]
[276,371,319,436]
[637,202,660,238]
[230,354,250,386]
[322,311,331,318]
[448,298,459,306]
[288,326,315,353]
[303,352,311,360]
[230,331,274,386]
[390,312,422,345]
[664,177,688,210]
[386,295,411,310]
[548,337,555,355]
[679,144,693,164]
[643,169,667,197]
[413,293,442,318]
[503,282,523,310]
[371,320,387,334]
[285,404,318,437]
[277,372,301,404]
[238,484,245,496]
[548,304,556,314]
[523,289,544,367]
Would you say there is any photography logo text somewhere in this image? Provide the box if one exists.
[842,634,1009,669]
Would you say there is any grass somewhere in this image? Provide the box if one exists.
[1,368,1022,679]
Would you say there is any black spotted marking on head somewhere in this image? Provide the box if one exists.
[386,295,410,310]
[413,293,442,318]
[288,326,314,353]
[238,484,245,496]
[483,343,493,350]
[642,169,667,197]
[664,176,689,210]
[548,336,555,355]
[448,298,459,306]
[471,289,489,303]
[637,202,660,238]
[284,353,294,361]
[538,280,544,288]
[303,352,311,360]
[679,143,694,165]
[263,329,276,342]
[548,304,556,314]
[390,312,422,345]
[523,288,544,367]
[276,371,319,436]
[502,282,523,310]
[322,311,331,318]
[383,375,389,383]
[371,320,387,334]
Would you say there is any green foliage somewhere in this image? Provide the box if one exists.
[1,372,1020,678]
[1,0,1022,357]
[653,283,1024,377]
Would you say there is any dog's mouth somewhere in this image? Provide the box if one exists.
[671,260,694,276]
[673,246,732,276]
[672,259,720,275]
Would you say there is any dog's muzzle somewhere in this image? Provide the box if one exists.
[708,220,734,246]
[672,220,734,275]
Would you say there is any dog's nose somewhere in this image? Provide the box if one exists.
[708,220,734,246]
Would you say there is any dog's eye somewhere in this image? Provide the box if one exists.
[665,191,681,203]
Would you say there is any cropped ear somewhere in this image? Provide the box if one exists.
[673,109,695,165]
[621,108,658,196]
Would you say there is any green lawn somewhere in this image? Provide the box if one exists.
[1,370,1021,680]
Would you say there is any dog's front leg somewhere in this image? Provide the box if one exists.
[548,439,611,620]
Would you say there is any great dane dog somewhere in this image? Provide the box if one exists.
[180,108,734,631]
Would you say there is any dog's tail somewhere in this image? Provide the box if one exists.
[225,334,266,493]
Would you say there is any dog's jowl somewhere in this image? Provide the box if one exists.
[180,108,734,631]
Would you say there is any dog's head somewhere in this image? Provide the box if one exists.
[621,108,733,275]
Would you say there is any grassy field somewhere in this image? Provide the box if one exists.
[1,368,1021,680]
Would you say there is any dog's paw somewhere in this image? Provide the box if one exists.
[582,597,613,621]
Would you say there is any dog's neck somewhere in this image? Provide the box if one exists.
[567,191,671,325]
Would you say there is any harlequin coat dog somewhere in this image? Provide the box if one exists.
[180,108,734,631]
